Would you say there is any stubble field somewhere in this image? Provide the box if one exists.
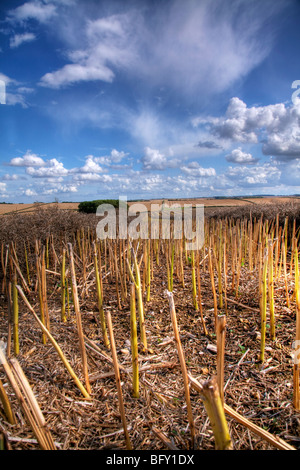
[0,198,300,451]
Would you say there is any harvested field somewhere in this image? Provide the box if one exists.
[0,202,79,216]
[1,196,299,216]
[127,196,300,210]
[0,203,300,451]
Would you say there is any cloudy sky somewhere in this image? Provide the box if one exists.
[1,0,300,202]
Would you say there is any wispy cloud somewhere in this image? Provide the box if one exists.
[9,0,284,168]
[37,0,285,98]
[0,73,34,108]
[7,1,57,24]
[39,10,139,88]
[30,0,290,162]
[40,63,115,88]
[134,0,280,97]
[10,32,36,48]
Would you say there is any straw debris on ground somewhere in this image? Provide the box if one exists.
[0,203,300,450]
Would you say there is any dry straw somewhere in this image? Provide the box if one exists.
[61,247,66,322]
[0,376,16,425]
[12,273,19,356]
[68,243,91,395]
[216,315,226,406]
[167,290,195,449]
[293,241,300,410]
[15,285,91,400]
[1,204,300,449]
[188,374,232,450]
[0,348,56,450]
[106,310,132,450]
[93,241,110,349]
[127,245,149,353]
[260,248,268,363]
[130,283,139,398]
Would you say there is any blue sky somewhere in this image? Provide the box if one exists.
[1,0,300,203]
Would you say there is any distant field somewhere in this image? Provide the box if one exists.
[0,202,79,215]
[127,196,300,210]
[0,196,299,215]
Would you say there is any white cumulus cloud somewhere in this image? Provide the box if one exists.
[226,163,281,187]
[181,162,216,177]
[24,188,37,196]
[195,97,300,161]
[73,173,112,182]
[26,158,68,177]
[141,147,180,171]
[226,147,259,164]
[9,151,46,167]
[79,155,105,174]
